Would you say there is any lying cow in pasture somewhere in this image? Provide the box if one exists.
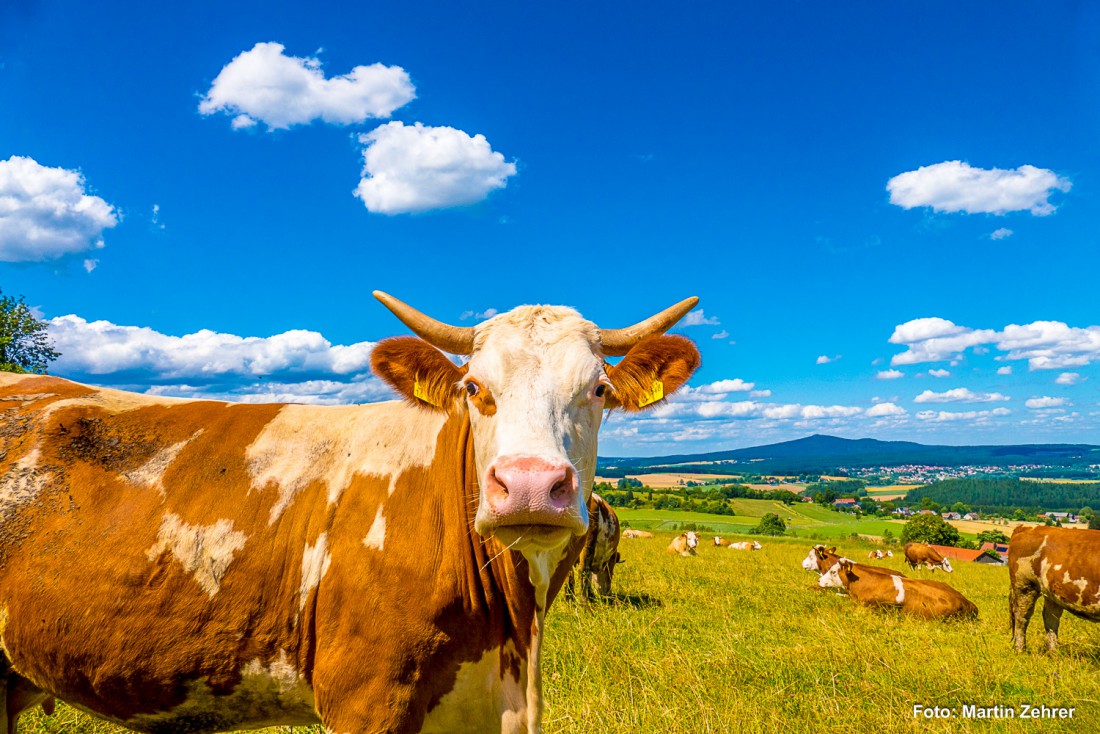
[0,292,701,734]
[668,532,700,556]
[819,559,978,620]
[904,542,953,572]
[713,536,729,547]
[867,549,894,559]
[566,493,623,599]
[729,541,762,551]
[1009,525,1100,652]
[802,545,905,578]
[622,529,654,539]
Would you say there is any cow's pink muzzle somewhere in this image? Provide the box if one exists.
[478,456,587,537]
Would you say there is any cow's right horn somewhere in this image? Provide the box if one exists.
[599,296,700,356]
[374,291,476,355]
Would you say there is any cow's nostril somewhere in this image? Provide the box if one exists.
[550,478,569,501]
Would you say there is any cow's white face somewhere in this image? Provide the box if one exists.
[818,560,848,588]
[752,541,762,550]
[941,559,953,573]
[801,548,819,571]
[464,307,606,551]
[685,531,699,549]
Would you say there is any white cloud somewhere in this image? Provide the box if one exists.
[889,317,1100,370]
[1055,372,1082,386]
[866,402,907,417]
[712,330,730,340]
[198,42,415,130]
[0,156,118,262]
[83,258,98,273]
[997,366,1013,375]
[914,387,1009,404]
[927,368,950,378]
[816,355,840,365]
[749,389,771,398]
[876,369,904,380]
[916,408,1011,422]
[680,309,721,327]
[354,122,517,215]
[144,378,393,406]
[990,228,1014,240]
[1026,396,1069,409]
[49,315,374,380]
[886,161,1071,215]
[698,379,755,393]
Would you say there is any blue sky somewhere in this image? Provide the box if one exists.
[2,1,1098,454]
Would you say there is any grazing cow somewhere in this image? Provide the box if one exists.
[819,559,978,620]
[622,529,653,539]
[668,532,700,556]
[713,536,729,547]
[1009,525,1100,652]
[729,541,762,551]
[904,542,954,572]
[802,545,905,577]
[566,493,623,599]
[0,292,701,733]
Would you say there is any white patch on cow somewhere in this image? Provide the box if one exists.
[892,575,906,604]
[123,430,204,495]
[801,548,819,571]
[420,641,527,734]
[39,382,192,418]
[246,402,447,523]
[299,533,332,611]
[818,561,845,589]
[0,447,48,515]
[1,392,59,406]
[126,649,318,731]
[362,505,386,550]
[940,558,953,573]
[145,513,248,596]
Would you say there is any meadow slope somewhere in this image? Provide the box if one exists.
[19,535,1100,734]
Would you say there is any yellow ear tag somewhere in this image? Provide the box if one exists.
[637,378,664,408]
[413,377,439,407]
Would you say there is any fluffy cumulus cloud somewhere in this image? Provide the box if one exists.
[927,368,950,378]
[0,156,118,262]
[1026,396,1069,409]
[990,228,1014,240]
[866,402,907,417]
[49,315,375,381]
[876,369,904,380]
[916,408,1011,423]
[198,42,415,130]
[680,310,721,327]
[816,355,840,365]
[886,161,1071,215]
[354,122,517,214]
[913,388,1009,404]
[997,366,1013,376]
[1055,372,1082,386]
[889,317,1100,370]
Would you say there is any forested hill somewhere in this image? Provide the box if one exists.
[597,434,1100,476]
[903,478,1100,514]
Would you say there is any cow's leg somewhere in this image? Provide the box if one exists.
[1041,598,1064,653]
[1011,583,1040,652]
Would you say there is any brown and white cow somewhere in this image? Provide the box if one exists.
[866,549,895,559]
[622,529,653,539]
[713,536,729,547]
[728,541,762,551]
[819,559,978,620]
[904,542,953,572]
[566,493,623,600]
[0,292,701,734]
[668,532,700,556]
[1009,525,1100,652]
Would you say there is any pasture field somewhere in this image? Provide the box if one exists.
[18,534,1100,733]
[594,473,742,488]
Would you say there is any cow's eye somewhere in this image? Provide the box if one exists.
[466,382,479,397]
[594,384,607,398]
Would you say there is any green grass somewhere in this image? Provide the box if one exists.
[17,533,1100,733]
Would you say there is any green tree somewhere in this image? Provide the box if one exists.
[750,513,786,536]
[976,530,1010,545]
[0,291,58,374]
[1089,515,1100,531]
[882,527,896,546]
[950,502,971,515]
[901,514,961,546]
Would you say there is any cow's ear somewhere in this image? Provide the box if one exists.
[827,547,837,555]
[371,336,465,411]
[605,335,701,412]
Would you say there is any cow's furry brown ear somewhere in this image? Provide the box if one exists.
[605,335,701,412]
[371,336,465,411]
[827,547,837,555]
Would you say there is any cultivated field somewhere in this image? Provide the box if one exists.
[594,473,740,487]
[19,534,1100,734]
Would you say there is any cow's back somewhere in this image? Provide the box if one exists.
[1009,525,1100,620]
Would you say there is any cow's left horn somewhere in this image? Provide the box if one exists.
[599,296,700,356]
[374,291,475,355]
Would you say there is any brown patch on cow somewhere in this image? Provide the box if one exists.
[605,335,701,411]
[828,560,976,620]
[371,336,466,411]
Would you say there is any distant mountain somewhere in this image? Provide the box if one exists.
[597,434,1100,476]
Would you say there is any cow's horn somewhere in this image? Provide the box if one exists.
[373,291,475,355]
[599,296,700,356]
